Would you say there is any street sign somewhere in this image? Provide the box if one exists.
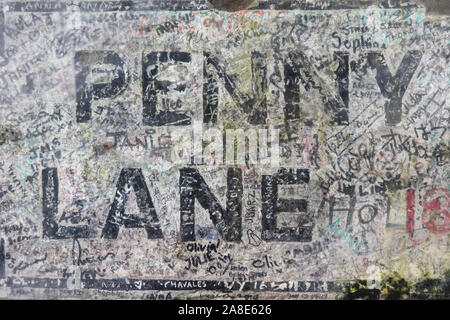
[0,0,448,299]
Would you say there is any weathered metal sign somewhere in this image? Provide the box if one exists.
[0,1,448,299]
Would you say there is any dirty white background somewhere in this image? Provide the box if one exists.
[0,0,448,299]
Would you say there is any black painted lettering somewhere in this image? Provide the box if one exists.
[101,168,163,239]
[75,50,128,123]
[261,168,312,242]
[179,168,242,242]
[367,50,423,126]
[284,51,349,125]
[142,52,192,126]
[42,168,91,239]
[203,52,267,124]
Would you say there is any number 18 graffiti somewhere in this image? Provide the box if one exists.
[406,187,450,235]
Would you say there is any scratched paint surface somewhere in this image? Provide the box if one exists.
[0,0,448,300]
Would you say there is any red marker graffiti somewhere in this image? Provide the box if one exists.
[422,188,450,234]
[406,188,415,237]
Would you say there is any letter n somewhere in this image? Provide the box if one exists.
[203,52,267,125]
[262,168,312,241]
[284,51,349,125]
[101,168,163,239]
[179,168,242,242]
